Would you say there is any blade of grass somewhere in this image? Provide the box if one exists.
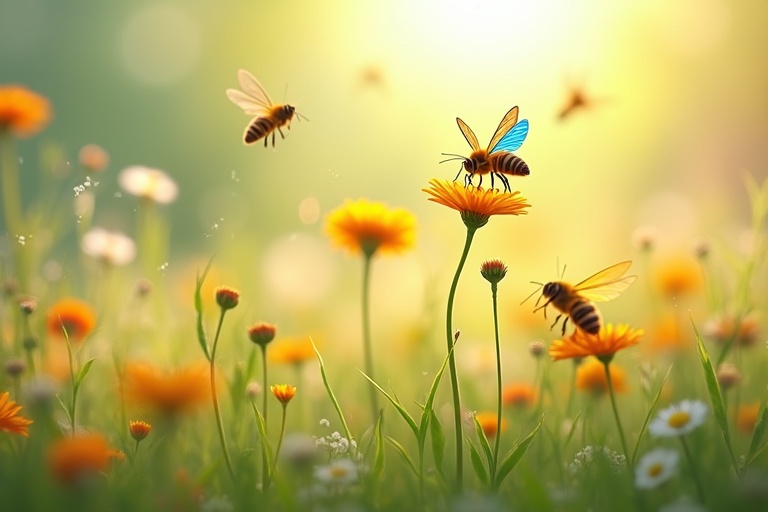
[359,370,419,439]
[493,418,542,490]
[74,358,95,389]
[194,257,214,361]
[386,436,419,477]
[371,410,385,481]
[468,440,489,485]
[631,364,673,466]
[747,400,768,466]
[473,415,494,478]
[418,346,454,450]
[563,410,582,449]
[311,338,352,442]
[429,408,446,478]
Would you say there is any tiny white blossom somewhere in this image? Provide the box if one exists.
[81,228,136,266]
[314,458,358,486]
[635,448,679,489]
[649,399,708,437]
[319,418,330,427]
[118,165,178,204]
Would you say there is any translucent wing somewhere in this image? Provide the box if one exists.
[226,88,270,116]
[237,69,273,108]
[491,119,529,153]
[456,118,481,152]
[573,261,636,302]
[487,107,519,152]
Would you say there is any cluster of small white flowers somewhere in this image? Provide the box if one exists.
[73,176,99,197]
[315,431,361,460]
[568,445,626,475]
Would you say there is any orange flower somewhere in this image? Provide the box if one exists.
[129,420,152,442]
[502,383,537,409]
[268,338,315,366]
[0,391,33,436]
[737,402,762,435]
[645,313,690,355]
[652,253,702,298]
[270,384,297,405]
[423,178,530,228]
[575,358,628,396]
[549,324,643,362]
[0,85,51,138]
[48,434,124,485]
[325,198,416,256]
[474,412,507,438]
[122,362,209,416]
[46,298,96,342]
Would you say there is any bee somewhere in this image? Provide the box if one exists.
[226,69,301,147]
[441,106,530,192]
[533,261,636,335]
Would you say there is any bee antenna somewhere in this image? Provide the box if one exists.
[439,153,467,164]
[296,111,310,122]
[520,282,543,305]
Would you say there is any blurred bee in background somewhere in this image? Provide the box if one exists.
[226,69,304,147]
[441,106,530,192]
[557,79,606,121]
[531,261,636,335]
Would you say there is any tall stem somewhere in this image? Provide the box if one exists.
[680,435,706,503]
[0,133,28,290]
[603,360,630,463]
[260,345,269,490]
[445,226,477,490]
[210,309,235,481]
[361,252,379,425]
[491,282,502,482]
[272,404,288,476]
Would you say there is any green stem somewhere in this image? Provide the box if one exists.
[445,226,477,490]
[271,403,288,477]
[210,308,235,481]
[361,252,379,425]
[64,331,77,435]
[603,360,630,463]
[0,133,28,290]
[260,344,269,490]
[490,282,502,483]
[680,435,706,503]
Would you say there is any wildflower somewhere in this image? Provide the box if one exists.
[268,337,315,366]
[247,323,276,347]
[0,85,51,137]
[575,358,628,396]
[314,458,358,486]
[19,297,37,315]
[646,313,689,354]
[716,363,741,390]
[122,362,209,416]
[315,431,360,459]
[528,340,546,358]
[549,324,643,362]
[4,359,26,378]
[568,445,626,475]
[48,434,124,485]
[0,391,33,436]
[501,382,537,409]
[46,298,96,342]
[245,381,262,400]
[474,411,507,438]
[704,312,760,347]
[81,228,137,266]
[423,178,530,229]
[129,420,151,442]
[118,165,178,204]
[78,144,109,173]
[279,433,318,468]
[271,384,297,405]
[325,198,416,257]
[652,253,702,297]
[737,402,761,435]
[480,259,507,285]
[649,399,708,437]
[631,225,658,252]
[214,286,240,310]
[22,376,59,409]
[635,448,679,489]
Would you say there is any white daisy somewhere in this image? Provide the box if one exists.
[314,458,358,486]
[635,448,679,489]
[118,165,178,204]
[649,399,708,437]
[81,228,136,266]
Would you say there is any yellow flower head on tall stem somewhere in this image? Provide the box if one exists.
[423,179,530,229]
[325,198,416,257]
[0,85,51,138]
[549,324,643,363]
[0,391,33,436]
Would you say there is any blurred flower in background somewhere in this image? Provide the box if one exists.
[46,298,96,342]
[0,84,51,138]
[48,434,124,485]
[78,144,110,173]
[575,357,628,396]
[325,198,416,257]
[81,227,137,266]
[122,362,210,416]
[118,165,178,204]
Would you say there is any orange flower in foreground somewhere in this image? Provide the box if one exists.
[575,358,628,396]
[737,402,762,435]
[325,198,416,256]
[270,384,297,405]
[268,338,315,366]
[48,434,124,485]
[502,383,537,409]
[423,179,530,227]
[46,298,96,342]
[474,412,508,438]
[123,362,209,416]
[0,391,33,436]
[549,324,643,362]
[0,85,51,137]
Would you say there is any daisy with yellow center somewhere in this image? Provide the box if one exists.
[0,391,33,436]
[634,448,679,489]
[649,399,708,437]
[549,324,644,363]
[423,178,530,488]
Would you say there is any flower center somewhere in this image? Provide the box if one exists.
[667,411,691,428]
[648,462,663,478]
[330,466,350,479]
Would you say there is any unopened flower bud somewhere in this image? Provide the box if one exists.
[215,286,240,310]
[480,259,507,285]
[248,323,276,347]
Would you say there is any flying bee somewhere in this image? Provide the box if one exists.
[440,106,530,192]
[226,69,304,147]
[532,260,636,335]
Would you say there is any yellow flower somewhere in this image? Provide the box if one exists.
[268,337,315,366]
[325,198,416,256]
[423,178,530,228]
[0,85,51,138]
[474,411,507,438]
[123,362,210,416]
[46,298,97,342]
[549,324,643,362]
[270,384,297,405]
[129,420,152,442]
[48,434,124,485]
[652,252,702,298]
[575,358,628,396]
[0,391,33,436]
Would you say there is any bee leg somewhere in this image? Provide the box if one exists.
[561,317,569,335]
[263,137,268,148]
[497,173,510,193]
[271,132,276,147]
[278,128,286,139]
[490,172,496,191]
[549,314,562,332]
[477,174,483,189]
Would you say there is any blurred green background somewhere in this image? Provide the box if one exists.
[2,0,768,364]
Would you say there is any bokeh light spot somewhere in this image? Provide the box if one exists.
[298,196,320,225]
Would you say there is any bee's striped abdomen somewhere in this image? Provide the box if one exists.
[492,152,530,176]
[244,116,277,145]
[570,299,601,335]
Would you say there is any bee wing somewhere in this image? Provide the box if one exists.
[490,119,529,153]
[573,261,637,302]
[487,107,519,151]
[456,117,481,152]
[226,88,270,116]
[237,69,273,108]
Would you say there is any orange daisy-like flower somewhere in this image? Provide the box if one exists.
[48,434,124,485]
[575,358,628,396]
[268,338,315,366]
[270,384,297,405]
[122,362,210,416]
[0,85,51,138]
[549,324,643,362]
[502,383,537,409]
[423,179,530,229]
[737,402,761,435]
[0,391,33,436]
[325,198,416,257]
[474,411,508,439]
[128,420,152,442]
[46,298,97,342]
